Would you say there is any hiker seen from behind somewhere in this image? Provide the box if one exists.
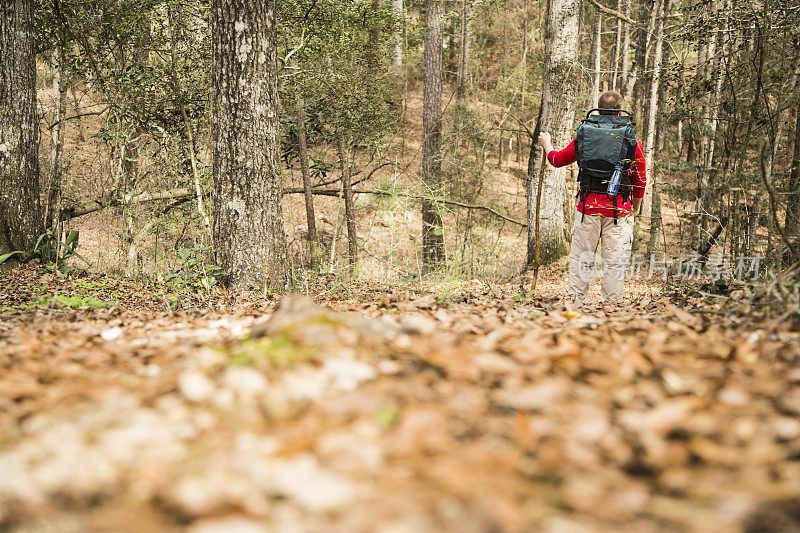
[537,90,647,305]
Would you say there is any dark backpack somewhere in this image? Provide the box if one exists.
[575,108,638,222]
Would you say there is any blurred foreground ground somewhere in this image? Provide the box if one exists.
[1,265,799,532]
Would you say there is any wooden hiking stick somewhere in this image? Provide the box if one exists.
[530,150,547,297]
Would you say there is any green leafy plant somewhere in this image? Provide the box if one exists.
[0,231,91,277]
[159,246,222,294]
[38,294,113,308]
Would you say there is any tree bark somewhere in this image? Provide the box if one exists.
[620,0,630,88]
[590,8,602,108]
[611,0,621,89]
[71,84,86,142]
[0,0,42,253]
[421,0,445,270]
[647,2,670,254]
[370,0,383,68]
[641,0,666,220]
[625,0,656,113]
[46,43,68,231]
[336,134,358,271]
[211,0,288,290]
[787,106,800,239]
[391,0,403,67]
[295,94,319,263]
[526,0,580,266]
[456,0,472,100]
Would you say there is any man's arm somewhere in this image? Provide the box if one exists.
[630,140,647,214]
[538,132,555,154]
[537,132,577,167]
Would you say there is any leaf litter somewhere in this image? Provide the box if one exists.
[1,265,799,532]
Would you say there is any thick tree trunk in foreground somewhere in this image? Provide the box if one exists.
[526,0,580,266]
[0,0,42,254]
[211,0,288,290]
[421,0,445,271]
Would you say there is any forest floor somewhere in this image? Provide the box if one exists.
[2,265,800,532]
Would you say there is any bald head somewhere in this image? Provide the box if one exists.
[598,90,624,115]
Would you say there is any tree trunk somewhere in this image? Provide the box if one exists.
[421,0,445,270]
[694,0,725,241]
[71,84,86,142]
[295,94,319,264]
[625,0,656,114]
[647,4,669,254]
[123,10,152,275]
[46,43,68,231]
[526,0,580,266]
[456,0,472,100]
[611,0,621,89]
[370,0,383,68]
[336,134,358,271]
[0,0,42,253]
[590,8,602,108]
[620,0,630,89]
[641,0,666,221]
[211,0,288,290]
[391,0,403,67]
[787,106,800,239]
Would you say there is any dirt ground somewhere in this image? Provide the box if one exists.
[1,264,799,532]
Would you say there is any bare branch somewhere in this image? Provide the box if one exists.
[586,0,635,24]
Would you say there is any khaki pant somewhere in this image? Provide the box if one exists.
[567,212,634,303]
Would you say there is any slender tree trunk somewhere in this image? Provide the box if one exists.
[46,43,67,231]
[370,0,383,68]
[786,106,800,240]
[456,0,472,100]
[611,0,621,89]
[70,84,86,142]
[391,0,403,67]
[421,0,445,270]
[521,0,529,109]
[641,0,666,221]
[123,11,152,275]
[625,0,656,113]
[647,4,669,253]
[526,0,580,266]
[620,0,630,89]
[763,60,800,194]
[694,0,725,243]
[518,0,529,162]
[336,134,358,271]
[295,94,319,264]
[0,0,42,253]
[590,8,602,108]
[211,0,288,290]
[577,0,584,61]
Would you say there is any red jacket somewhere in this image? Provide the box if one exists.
[547,138,647,218]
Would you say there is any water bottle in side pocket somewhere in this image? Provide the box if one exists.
[607,162,622,196]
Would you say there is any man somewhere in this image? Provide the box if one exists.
[537,90,647,304]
